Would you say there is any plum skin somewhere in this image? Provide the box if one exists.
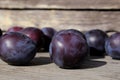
[85,29,108,56]
[19,27,44,51]
[7,26,23,33]
[105,32,120,59]
[49,29,89,68]
[41,27,56,39]
[0,32,37,65]
[20,27,44,44]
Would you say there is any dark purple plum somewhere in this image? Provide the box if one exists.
[0,32,37,65]
[0,28,2,37]
[41,27,57,51]
[7,26,23,33]
[19,27,44,50]
[85,29,108,56]
[105,32,120,60]
[41,27,56,39]
[49,29,89,68]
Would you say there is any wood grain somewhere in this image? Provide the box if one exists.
[0,10,120,32]
[0,53,120,80]
[0,0,120,9]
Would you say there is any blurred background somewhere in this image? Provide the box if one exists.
[0,0,120,31]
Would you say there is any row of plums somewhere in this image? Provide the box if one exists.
[0,26,119,68]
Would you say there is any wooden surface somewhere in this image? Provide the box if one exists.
[0,0,120,9]
[0,0,120,79]
[0,10,120,32]
[0,53,120,80]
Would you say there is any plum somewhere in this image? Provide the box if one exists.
[105,32,120,60]
[41,27,56,39]
[0,32,37,65]
[85,29,108,56]
[49,29,89,68]
[41,27,57,51]
[19,27,44,50]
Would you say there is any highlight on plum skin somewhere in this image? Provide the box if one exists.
[85,29,108,57]
[0,32,37,65]
[105,32,120,60]
[49,29,89,69]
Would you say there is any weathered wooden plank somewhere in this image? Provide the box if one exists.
[0,0,120,9]
[0,10,120,32]
[0,53,120,80]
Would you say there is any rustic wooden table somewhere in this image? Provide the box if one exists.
[0,0,120,32]
[0,53,119,80]
[0,0,120,80]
